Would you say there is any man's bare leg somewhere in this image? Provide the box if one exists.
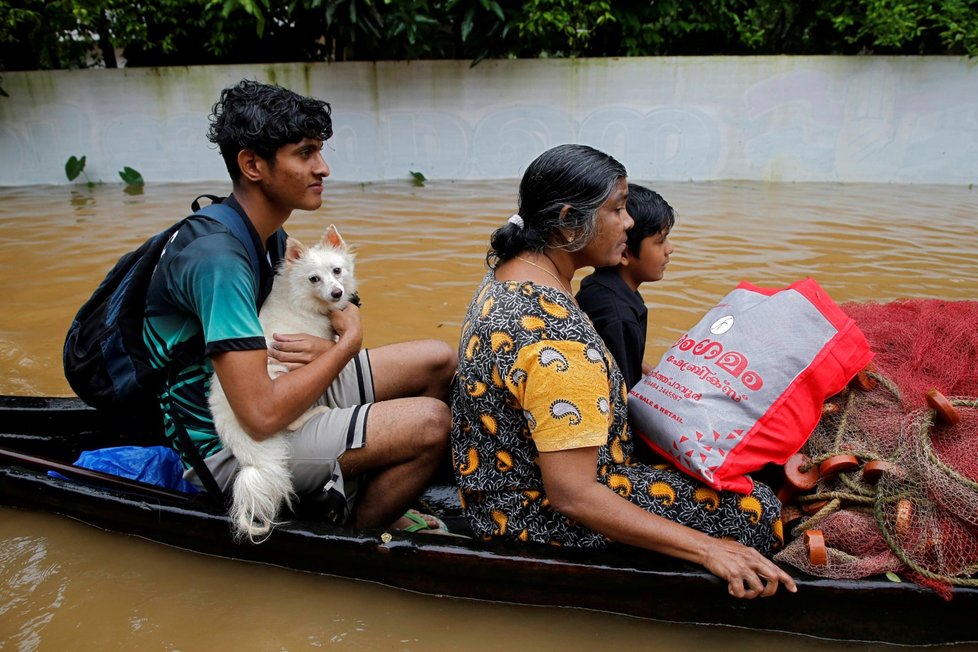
[338,396,451,528]
[367,339,456,402]
[334,338,455,529]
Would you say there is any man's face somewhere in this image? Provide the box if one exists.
[263,138,330,212]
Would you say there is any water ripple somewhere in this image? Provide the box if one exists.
[0,180,975,395]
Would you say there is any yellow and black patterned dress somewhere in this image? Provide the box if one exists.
[450,271,784,553]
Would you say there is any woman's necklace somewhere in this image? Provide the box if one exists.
[515,255,573,295]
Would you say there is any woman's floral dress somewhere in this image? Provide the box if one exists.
[450,271,783,553]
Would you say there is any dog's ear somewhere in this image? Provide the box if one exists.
[322,224,346,250]
[285,237,307,264]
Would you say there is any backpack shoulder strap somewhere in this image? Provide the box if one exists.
[174,197,266,506]
[269,228,288,268]
[193,202,262,287]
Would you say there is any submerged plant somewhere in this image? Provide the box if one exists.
[119,166,144,187]
[65,155,94,188]
[64,156,144,189]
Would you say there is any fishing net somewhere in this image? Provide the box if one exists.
[774,299,978,598]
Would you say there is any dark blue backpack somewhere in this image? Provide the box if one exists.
[63,197,284,430]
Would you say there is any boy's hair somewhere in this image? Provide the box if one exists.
[207,79,333,182]
[625,183,676,257]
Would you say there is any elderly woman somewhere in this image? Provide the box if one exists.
[451,144,796,599]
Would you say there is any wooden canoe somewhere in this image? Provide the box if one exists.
[0,394,975,645]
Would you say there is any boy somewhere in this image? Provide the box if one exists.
[143,79,455,532]
[576,183,675,389]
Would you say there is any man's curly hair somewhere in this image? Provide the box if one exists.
[207,80,333,182]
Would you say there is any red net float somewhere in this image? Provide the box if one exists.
[819,454,860,477]
[925,388,961,426]
[821,401,841,416]
[896,499,913,536]
[851,366,878,392]
[784,453,820,491]
[805,529,828,566]
[776,484,797,505]
[861,460,906,484]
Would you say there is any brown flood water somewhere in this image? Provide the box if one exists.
[1,180,976,650]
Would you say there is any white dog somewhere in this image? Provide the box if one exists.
[208,225,358,542]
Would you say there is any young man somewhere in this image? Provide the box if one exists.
[576,183,675,390]
[143,79,456,531]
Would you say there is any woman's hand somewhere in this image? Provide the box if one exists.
[701,538,797,599]
[268,333,335,370]
[537,447,797,600]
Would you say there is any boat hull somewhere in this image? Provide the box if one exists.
[1,395,975,645]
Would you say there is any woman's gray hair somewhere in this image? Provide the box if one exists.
[487,144,627,267]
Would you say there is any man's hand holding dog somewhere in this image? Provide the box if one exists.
[268,304,363,370]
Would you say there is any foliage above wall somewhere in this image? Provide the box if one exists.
[1,0,976,75]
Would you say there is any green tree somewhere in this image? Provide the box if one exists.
[2,0,976,77]
[447,0,510,63]
[826,0,978,54]
[734,0,978,54]
[604,0,750,56]
[1,0,91,70]
[514,0,614,56]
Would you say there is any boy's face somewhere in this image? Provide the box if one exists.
[262,138,330,212]
[628,230,673,283]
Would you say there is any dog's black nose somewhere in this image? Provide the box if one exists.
[331,288,344,299]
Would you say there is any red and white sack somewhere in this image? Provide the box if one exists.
[628,278,873,493]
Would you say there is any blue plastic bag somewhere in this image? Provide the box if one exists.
[50,446,198,493]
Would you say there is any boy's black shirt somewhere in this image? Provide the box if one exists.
[576,266,648,390]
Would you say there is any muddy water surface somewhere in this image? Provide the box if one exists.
[1,180,976,650]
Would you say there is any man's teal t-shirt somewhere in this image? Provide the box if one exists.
[142,198,282,465]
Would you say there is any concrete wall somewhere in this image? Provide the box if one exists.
[1,57,976,186]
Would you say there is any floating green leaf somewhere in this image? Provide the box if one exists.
[65,155,87,181]
[119,166,144,186]
[885,571,902,583]
[410,170,426,187]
